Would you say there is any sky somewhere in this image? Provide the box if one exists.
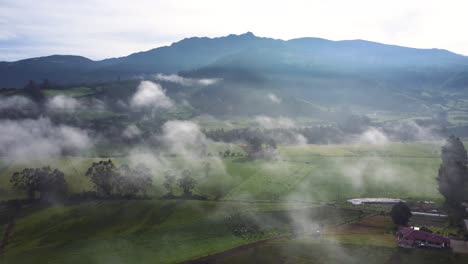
[1,0,468,61]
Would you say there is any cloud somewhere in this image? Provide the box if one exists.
[160,120,209,158]
[2,0,468,61]
[0,95,38,115]
[351,120,441,145]
[0,96,35,110]
[155,74,221,86]
[47,95,81,113]
[384,120,441,141]
[125,119,229,198]
[130,81,173,109]
[0,117,91,161]
[123,124,142,139]
[354,127,389,145]
[255,115,296,129]
[267,93,281,103]
[254,116,307,145]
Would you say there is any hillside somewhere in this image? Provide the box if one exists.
[2,32,468,90]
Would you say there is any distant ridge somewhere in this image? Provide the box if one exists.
[1,32,468,88]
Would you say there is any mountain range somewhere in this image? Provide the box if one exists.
[1,32,468,89]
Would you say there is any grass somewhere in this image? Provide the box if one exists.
[324,215,396,247]
[43,87,97,98]
[0,142,465,263]
[0,142,447,201]
[211,237,468,264]
[1,200,357,264]
[207,215,468,264]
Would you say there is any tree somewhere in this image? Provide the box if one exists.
[437,135,468,225]
[178,170,196,196]
[85,160,117,196]
[40,168,67,201]
[115,164,153,197]
[10,167,67,201]
[133,163,153,195]
[40,79,51,90]
[390,202,412,226]
[243,136,263,158]
[86,160,152,197]
[11,168,38,200]
[203,162,211,178]
[86,160,153,197]
[24,80,46,104]
[163,170,176,195]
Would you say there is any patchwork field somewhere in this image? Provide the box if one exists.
[1,200,362,264]
[0,141,448,202]
[0,141,459,263]
[193,215,468,264]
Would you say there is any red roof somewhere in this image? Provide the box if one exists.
[398,227,450,244]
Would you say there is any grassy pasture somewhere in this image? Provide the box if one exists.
[0,142,448,202]
[0,142,465,263]
[209,237,468,264]
[43,87,97,98]
[1,200,358,264]
[204,215,468,264]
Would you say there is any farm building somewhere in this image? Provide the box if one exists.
[397,227,450,249]
[347,198,405,205]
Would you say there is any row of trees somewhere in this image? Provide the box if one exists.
[10,160,204,202]
[204,118,445,148]
[163,170,196,197]
[204,129,278,158]
[85,160,152,197]
[10,166,67,201]
[10,160,153,201]
[23,79,49,104]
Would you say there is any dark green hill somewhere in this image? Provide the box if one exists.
[2,32,468,91]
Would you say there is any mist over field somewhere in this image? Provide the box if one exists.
[2,1,468,263]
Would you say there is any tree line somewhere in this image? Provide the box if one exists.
[9,159,202,203]
[203,116,446,148]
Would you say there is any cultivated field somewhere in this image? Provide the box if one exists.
[0,141,460,263]
[1,200,361,264]
[0,142,447,202]
[194,215,468,264]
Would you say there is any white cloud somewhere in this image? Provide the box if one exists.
[130,81,173,109]
[255,115,296,129]
[123,124,142,139]
[0,96,37,113]
[47,95,80,113]
[155,74,221,86]
[267,93,281,103]
[160,120,208,158]
[354,127,389,145]
[254,116,307,145]
[0,118,91,161]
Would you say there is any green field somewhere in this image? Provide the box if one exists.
[209,237,468,264]
[0,142,447,202]
[43,87,98,98]
[197,215,468,264]
[1,141,462,263]
[1,200,361,264]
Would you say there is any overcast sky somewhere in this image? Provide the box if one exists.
[1,0,468,61]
